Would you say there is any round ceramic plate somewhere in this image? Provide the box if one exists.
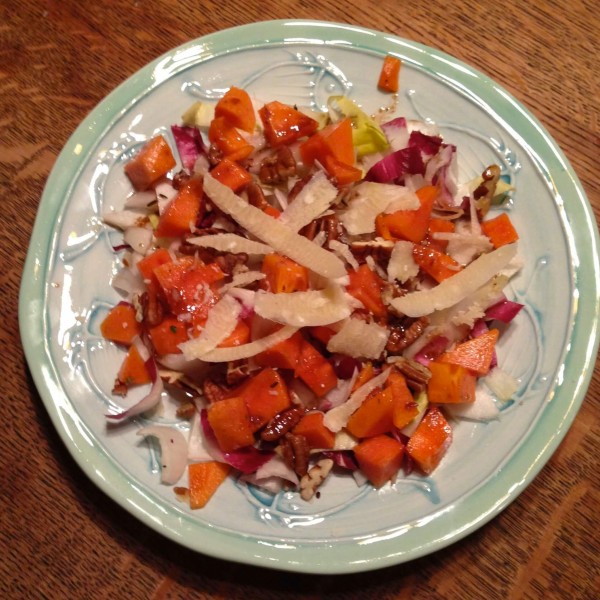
[19,20,600,574]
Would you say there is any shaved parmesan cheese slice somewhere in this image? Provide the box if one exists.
[430,274,508,328]
[279,171,338,231]
[327,318,389,359]
[387,240,419,283]
[254,286,351,326]
[328,239,359,270]
[323,369,391,432]
[204,174,346,279]
[391,243,518,317]
[199,325,299,362]
[179,295,241,359]
[339,182,420,235]
[187,233,273,255]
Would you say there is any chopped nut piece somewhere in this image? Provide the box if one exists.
[300,458,334,501]
[173,486,190,503]
[175,402,197,420]
[111,378,128,396]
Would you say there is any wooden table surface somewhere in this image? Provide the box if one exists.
[2,1,599,598]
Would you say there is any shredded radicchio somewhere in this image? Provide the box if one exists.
[321,450,359,471]
[365,146,425,184]
[485,297,524,323]
[171,125,207,172]
[413,335,450,366]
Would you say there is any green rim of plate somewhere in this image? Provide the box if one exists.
[19,20,600,573]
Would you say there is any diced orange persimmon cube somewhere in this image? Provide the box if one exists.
[354,434,405,488]
[388,370,419,429]
[124,135,176,191]
[210,157,252,192]
[295,339,338,397]
[261,254,309,293]
[207,396,254,452]
[147,316,189,355]
[438,329,499,376]
[346,264,386,317]
[481,213,519,248]
[292,412,335,450]
[346,387,395,439]
[188,461,231,509]
[155,177,204,238]
[427,361,477,404]
[231,368,292,432]
[377,55,402,93]
[259,101,319,147]
[375,185,438,243]
[100,303,141,345]
[117,344,151,386]
[406,407,452,474]
[214,86,256,133]
[254,330,303,370]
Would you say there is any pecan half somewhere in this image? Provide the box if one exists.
[388,357,431,393]
[139,290,165,328]
[260,407,304,442]
[301,214,340,244]
[386,316,430,354]
[258,146,297,184]
[279,432,310,477]
[349,239,394,269]
[246,182,271,211]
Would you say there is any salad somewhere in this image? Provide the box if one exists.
[100,61,523,509]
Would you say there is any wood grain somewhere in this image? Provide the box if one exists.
[1,1,598,598]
